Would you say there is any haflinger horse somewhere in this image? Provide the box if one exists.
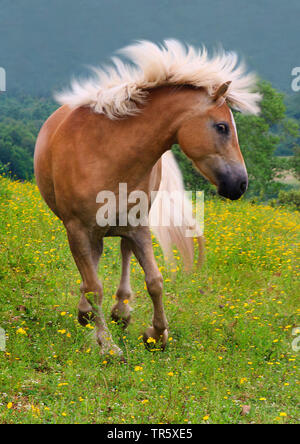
[34,40,261,359]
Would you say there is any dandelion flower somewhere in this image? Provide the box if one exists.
[16,328,27,335]
[147,337,156,344]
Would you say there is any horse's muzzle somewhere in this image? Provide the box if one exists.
[217,172,248,201]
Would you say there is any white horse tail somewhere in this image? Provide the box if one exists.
[149,150,205,270]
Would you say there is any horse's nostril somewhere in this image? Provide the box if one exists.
[240,181,247,193]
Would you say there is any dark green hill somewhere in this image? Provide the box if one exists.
[0,0,299,95]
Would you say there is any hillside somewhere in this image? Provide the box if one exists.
[0,175,299,423]
[0,0,299,94]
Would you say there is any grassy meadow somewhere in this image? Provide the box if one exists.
[0,175,299,424]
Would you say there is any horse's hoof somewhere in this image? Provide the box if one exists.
[111,304,131,329]
[143,326,168,351]
[78,310,95,327]
[111,312,131,329]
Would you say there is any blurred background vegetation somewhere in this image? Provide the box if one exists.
[0,0,299,207]
[0,80,299,208]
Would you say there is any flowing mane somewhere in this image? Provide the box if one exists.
[55,40,261,119]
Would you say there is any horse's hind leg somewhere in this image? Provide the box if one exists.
[66,221,122,357]
[127,227,168,350]
[111,238,133,327]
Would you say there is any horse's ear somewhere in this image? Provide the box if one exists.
[213,81,232,101]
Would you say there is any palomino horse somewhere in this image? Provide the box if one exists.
[34,40,260,358]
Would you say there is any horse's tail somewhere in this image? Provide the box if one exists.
[149,151,205,270]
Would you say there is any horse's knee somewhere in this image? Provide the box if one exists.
[146,274,163,299]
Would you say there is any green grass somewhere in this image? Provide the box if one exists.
[0,175,299,424]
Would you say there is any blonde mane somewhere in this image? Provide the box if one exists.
[55,40,261,119]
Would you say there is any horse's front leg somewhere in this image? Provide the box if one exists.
[78,238,103,326]
[66,221,123,358]
[127,227,168,350]
[111,238,133,327]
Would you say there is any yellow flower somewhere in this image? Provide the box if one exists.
[167,372,174,377]
[7,402,13,409]
[60,312,67,316]
[279,412,287,417]
[203,415,209,421]
[141,399,149,404]
[134,366,143,372]
[62,412,67,417]
[85,323,94,330]
[147,337,156,344]
[16,328,27,335]
[123,299,129,304]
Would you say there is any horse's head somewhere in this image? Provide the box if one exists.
[177,82,248,200]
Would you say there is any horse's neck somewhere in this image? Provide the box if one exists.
[132,86,201,164]
[95,87,202,191]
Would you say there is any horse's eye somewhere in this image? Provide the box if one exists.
[215,123,229,135]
